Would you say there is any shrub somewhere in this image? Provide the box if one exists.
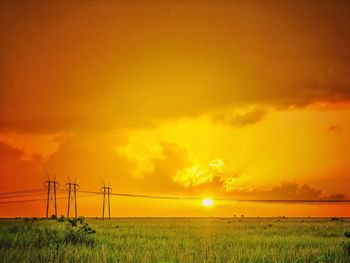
[51,214,57,220]
[57,215,65,222]
[345,231,350,238]
[64,217,96,246]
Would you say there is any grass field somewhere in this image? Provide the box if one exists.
[0,218,350,262]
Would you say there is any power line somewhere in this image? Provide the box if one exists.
[219,199,350,203]
[1,187,350,207]
[0,192,47,200]
[0,198,48,204]
[0,194,97,205]
[0,189,44,196]
[77,190,350,203]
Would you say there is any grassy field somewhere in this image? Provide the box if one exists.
[0,217,349,262]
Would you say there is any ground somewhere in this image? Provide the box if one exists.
[0,218,349,262]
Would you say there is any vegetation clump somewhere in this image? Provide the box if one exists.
[344,231,350,239]
[57,215,65,222]
[64,217,96,245]
[50,214,57,220]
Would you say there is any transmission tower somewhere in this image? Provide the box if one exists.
[66,177,79,218]
[101,182,112,219]
[44,174,60,218]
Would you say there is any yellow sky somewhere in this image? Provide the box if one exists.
[0,0,350,217]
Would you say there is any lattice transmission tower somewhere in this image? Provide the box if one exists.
[66,177,79,218]
[44,174,60,218]
[101,182,112,219]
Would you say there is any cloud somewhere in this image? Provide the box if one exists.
[42,134,218,195]
[211,107,267,127]
[260,181,323,200]
[327,124,343,135]
[134,142,191,193]
[0,141,44,191]
[1,1,350,134]
[226,181,348,200]
[118,140,231,194]
[118,139,349,200]
[326,193,347,200]
[173,159,225,187]
[44,132,132,187]
[2,134,346,202]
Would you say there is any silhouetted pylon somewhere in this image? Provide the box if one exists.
[44,174,60,218]
[101,182,112,219]
[66,177,79,218]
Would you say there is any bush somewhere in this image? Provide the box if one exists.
[57,215,65,222]
[345,231,350,238]
[64,217,96,246]
[51,214,57,220]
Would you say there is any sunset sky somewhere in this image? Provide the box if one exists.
[1,0,350,217]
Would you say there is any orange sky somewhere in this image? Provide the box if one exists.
[1,0,350,217]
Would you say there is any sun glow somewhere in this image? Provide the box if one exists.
[202,198,214,207]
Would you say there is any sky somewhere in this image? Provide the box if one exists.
[1,0,350,217]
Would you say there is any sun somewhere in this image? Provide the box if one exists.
[202,198,214,207]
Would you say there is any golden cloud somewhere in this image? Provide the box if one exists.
[1,1,350,134]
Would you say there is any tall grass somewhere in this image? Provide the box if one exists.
[0,218,349,262]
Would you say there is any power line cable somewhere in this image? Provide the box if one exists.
[1,188,350,204]
[0,192,48,200]
[0,193,97,205]
[0,189,44,196]
[77,190,350,203]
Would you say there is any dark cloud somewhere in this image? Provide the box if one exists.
[44,133,132,187]
[259,181,323,200]
[327,124,343,135]
[132,142,189,194]
[326,193,347,200]
[225,181,348,200]
[0,141,44,191]
[1,1,350,133]
[211,107,267,127]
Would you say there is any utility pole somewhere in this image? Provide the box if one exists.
[44,174,60,218]
[66,177,79,218]
[101,182,112,219]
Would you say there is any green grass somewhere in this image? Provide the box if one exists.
[0,218,349,262]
